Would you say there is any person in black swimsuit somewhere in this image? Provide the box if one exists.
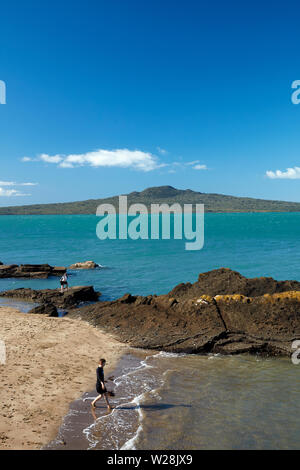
[60,272,68,293]
[91,358,111,409]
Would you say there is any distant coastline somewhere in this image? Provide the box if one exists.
[1,186,300,215]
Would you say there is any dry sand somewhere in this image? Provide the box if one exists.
[0,307,128,450]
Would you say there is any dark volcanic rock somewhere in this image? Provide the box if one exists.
[68,269,300,357]
[0,286,100,309]
[69,295,226,353]
[0,263,66,279]
[168,268,300,299]
[29,302,58,317]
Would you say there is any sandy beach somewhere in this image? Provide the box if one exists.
[0,307,128,450]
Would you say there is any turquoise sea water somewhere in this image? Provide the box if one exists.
[0,212,300,297]
[1,213,300,450]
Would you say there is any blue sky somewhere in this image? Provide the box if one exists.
[1,0,300,205]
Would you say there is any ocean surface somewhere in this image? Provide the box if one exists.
[1,212,300,449]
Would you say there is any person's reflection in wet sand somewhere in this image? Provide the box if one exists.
[91,404,113,421]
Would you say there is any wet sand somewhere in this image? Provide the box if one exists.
[47,352,300,451]
[45,352,152,450]
[0,307,128,450]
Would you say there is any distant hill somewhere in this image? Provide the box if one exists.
[0,186,300,214]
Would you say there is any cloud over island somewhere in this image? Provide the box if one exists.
[266,167,300,179]
[22,149,164,172]
[22,148,209,176]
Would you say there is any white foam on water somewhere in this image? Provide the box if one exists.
[149,389,162,400]
[120,392,146,450]
[52,351,186,450]
[82,353,168,450]
[83,393,146,450]
[83,396,98,402]
[208,353,221,360]
[114,356,155,385]
[83,420,99,449]
[121,424,143,450]
[154,351,186,359]
[82,357,151,449]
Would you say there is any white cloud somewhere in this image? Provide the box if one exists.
[40,154,63,164]
[0,188,19,196]
[164,160,208,172]
[23,148,163,172]
[0,181,37,186]
[22,155,63,164]
[22,147,209,174]
[0,188,29,197]
[193,164,208,170]
[0,181,37,197]
[0,181,15,186]
[266,167,300,179]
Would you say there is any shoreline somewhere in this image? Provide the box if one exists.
[0,307,128,450]
[44,350,153,450]
[2,305,300,450]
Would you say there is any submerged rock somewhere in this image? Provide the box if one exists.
[0,263,66,279]
[68,268,300,357]
[0,286,100,309]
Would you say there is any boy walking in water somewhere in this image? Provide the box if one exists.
[91,358,112,410]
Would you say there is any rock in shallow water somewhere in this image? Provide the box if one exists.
[0,263,66,279]
[28,302,58,317]
[68,261,99,270]
[0,286,100,309]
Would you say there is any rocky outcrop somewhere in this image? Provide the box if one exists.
[68,269,300,356]
[168,267,300,299]
[0,264,66,279]
[28,302,58,317]
[69,261,99,270]
[0,286,100,309]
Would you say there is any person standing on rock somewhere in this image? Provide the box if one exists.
[91,358,112,410]
[60,272,68,292]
